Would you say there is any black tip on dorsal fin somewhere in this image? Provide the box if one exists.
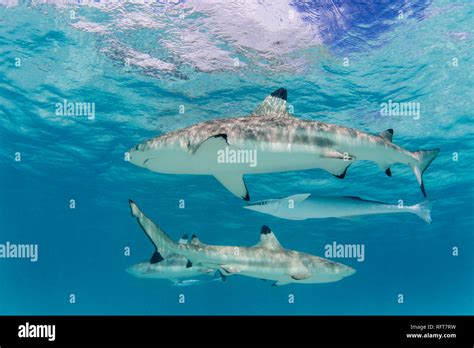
[182,234,188,240]
[150,251,164,264]
[128,199,135,216]
[386,129,394,135]
[191,234,197,239]
[186,260,193,268]
[261,225,272,235]
[270,88,287,101]
[385,168,392,177]
[243,192,250,201]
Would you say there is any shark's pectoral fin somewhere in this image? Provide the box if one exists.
[190,133,229,155]
[214,173,250,201]
[323,150,355,161]
[290,269,311,281]
[221,264,241,274]
[273,280,290,286]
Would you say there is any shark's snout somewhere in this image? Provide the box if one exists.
[343,266,356,277]
[128,144,149,167]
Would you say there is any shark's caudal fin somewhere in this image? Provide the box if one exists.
[410,149,440,197]
[411,200,434,224]
[129,199,177,257]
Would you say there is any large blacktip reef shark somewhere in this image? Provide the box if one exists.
[128,88,439,200]
[129,199,356,286]
[245,194,434,224]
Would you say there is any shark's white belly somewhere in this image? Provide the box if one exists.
[141,141,355,176]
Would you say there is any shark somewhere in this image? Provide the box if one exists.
[128,88,439,201]
[244,194,434,223]
[128,199,356,286]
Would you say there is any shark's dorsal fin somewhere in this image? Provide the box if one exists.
[252,88,292,118]
[257,225,283,250]
[191,234,203,245]
[286,193,311,204]
[379,129,393,142]
[178,234,189,244]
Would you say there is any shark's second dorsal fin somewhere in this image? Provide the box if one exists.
[257,225,283,250]
[191,234,203,245]
[252,88,291,118]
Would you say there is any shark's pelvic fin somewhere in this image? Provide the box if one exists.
[150,251,164,264]
[273,280,290,286]
[379,129,394,142]
[256,225,283,250]
[214,173,250,201]
[252,88,291,118]
[377,162,392,177]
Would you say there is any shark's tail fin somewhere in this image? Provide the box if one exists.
[411,200,434,224]
[129,199,177,257]
[411,149,439,197]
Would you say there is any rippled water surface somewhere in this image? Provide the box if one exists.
[0,0,473,314]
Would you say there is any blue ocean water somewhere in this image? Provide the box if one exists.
[0,0,472,315]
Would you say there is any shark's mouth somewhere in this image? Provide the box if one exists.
[143,158,158,166]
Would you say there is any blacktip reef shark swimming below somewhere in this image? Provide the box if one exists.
[128,88,439,201]
[128,199,356,286]
[245,194,434,224]
[127,230,226,286]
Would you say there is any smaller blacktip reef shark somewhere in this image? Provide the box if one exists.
[128,199,356,286]
[127,229,226,286]
[128,88,439,200]
[245,194,434,224]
